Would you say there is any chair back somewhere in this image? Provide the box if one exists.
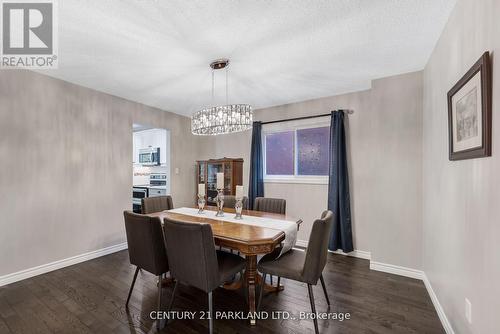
[123,211,168,275]
[224,195,249,210]
[163,219,220,292]
[142,195,174,214]
[302,210,334,284]
[253,197,286,214]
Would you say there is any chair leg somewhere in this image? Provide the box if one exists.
[270,275,273,285]
[319,274,330,306]
[126,267,139,308]
[208,291,213,334]
[307,284,319,334]
[156,275,163,330]
[257,273,266,312]
[277,276,281,289]
[166,280,178,324]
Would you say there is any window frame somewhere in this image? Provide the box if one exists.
[262,118,330,185]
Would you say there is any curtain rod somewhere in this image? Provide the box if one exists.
[260,109,353,125]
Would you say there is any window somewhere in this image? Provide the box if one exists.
[263,121,330,184]
[297,126,330,175]
[265,131,295,175]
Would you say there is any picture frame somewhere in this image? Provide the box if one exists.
[447,51,492,161]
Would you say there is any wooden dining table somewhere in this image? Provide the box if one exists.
[147,206,302,325]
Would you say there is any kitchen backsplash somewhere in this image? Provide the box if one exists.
[133,165,168,185]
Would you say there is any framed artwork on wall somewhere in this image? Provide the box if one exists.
[447,51,492,161]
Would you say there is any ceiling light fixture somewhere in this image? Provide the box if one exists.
[191,59,252,135]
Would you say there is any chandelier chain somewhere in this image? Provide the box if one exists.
[211,69,215,105]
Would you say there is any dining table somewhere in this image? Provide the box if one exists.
[146,206,302,325]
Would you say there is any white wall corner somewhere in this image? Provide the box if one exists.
[422,273,455,334]
[0,242,128,287]
[369,262,453,333]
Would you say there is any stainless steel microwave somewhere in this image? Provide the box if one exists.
[138,147,160,166]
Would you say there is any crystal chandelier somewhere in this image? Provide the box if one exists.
[191,59,252,135]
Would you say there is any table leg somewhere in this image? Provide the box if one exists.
[245,255,257,325]
[255,274,284,293]
[223,273,243,290]
[160,276,175,287]
[223,260,284,294]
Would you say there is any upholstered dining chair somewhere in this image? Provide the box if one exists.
[163,218,246,334]
[257,210,334,334]
[253,197,287,285]
[223,195,249,210]
[253,197,286,214]
[142,195,174,214]
[123,211,169,330]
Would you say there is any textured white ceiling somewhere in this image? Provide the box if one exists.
[41,0,456,116]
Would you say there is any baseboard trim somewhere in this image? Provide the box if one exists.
[0,241,454,334]
[0,242,128,287]
[369,261,424,280]
[330,249,371,260]
[422,273,455,334]
[370,262,453,333]
[296,239,371,260]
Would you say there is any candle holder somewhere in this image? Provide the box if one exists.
[215,189,225,217]
[234,197,243,219]
[197,194,205,214]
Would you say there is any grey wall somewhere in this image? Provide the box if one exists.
[422,0,500,332]
[210,71,423,269]
[0,70,207,277]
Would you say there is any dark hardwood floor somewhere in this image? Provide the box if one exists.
[0,251,443,334]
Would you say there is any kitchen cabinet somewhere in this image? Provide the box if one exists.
[148,188,167,197]
[133,129,168,164]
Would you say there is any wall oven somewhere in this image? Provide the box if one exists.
[139,147,160,166]
[132,187,148,213]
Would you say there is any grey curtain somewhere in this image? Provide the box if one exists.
[328,111,354,252]
[248,121,264,209]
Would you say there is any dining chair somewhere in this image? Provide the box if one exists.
[253,197,287,285]
[141,195,174,214]
[223,195,249,210]
[257,210,334,334]
[123,211,169,330]
[163,218,246,334]
[253,197,286,215]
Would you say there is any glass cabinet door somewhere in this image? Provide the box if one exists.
[206,163,223,204]
[198,163,206,183]
[224,163,231,193]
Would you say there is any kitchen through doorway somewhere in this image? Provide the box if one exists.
[132,124,171,213]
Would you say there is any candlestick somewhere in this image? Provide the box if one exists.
[215,189,224,217]
[234,198,243,219]
[197,194,205,214]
